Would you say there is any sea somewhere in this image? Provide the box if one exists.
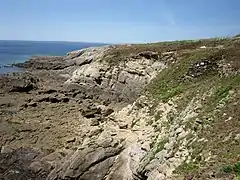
[0,40,106,74]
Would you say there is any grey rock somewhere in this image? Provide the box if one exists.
[65,46,167,103]
[164,141,174,151]
[15,56,74,70]
[0,72,39,93]
[41,152,63,162]
[155,149,167,162]
[119,122,128,129]
[47,137,124,180]
[80,107,101,118]
[175,127,184,136]
[235,134,240,141]
[90,118,100,126]
[80,156,116,180]
[102,108,114,117]
[29,161,43,174]
[88,128,103,137]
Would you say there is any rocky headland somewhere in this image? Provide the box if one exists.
[0,38,239,180]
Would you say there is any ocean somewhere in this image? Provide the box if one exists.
[0,40,106,74]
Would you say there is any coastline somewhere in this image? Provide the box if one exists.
[0,38,239,180]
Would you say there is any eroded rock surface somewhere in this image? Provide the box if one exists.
[65,47,167,102]
[0,45,175,180]
[1,42,237,180]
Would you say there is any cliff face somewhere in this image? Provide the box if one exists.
[0,38,240,180]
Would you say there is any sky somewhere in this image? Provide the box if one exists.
[1,0,240,43]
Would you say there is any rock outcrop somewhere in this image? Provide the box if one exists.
[1,39,239,180]
[0,72,39,93]
[65,46,168,102]
[15,56,73,70]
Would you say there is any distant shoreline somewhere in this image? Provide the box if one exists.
[0,41,107,74]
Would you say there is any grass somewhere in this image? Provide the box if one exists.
[101,37,240,179]
[103,37,233,66]
[146,48,220,102]
[174,162,200,174]
[221,162,240,177]
[156,138,168,153]
[144,39,240,179]
[174,76,240,179]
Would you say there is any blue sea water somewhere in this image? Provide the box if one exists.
[0,40,106,74]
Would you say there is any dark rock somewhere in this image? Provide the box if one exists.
[67,50,85,59]
[119,123,128,129]
[138,51,159,60]
[80,107,101,118]
[15,56,75,70]
[0,102,14,108]
[187,59,218,78]
[27,102,38,107]
[0,148,50,180]
[37,97,60,103]
[62,97,69,103]
[90,119,100,126]
[37,96,69,104]
[66,137,76,143]
[0,73,39,93]
[102,100,111,106]
[38,89,57,94]
[20,103,28,109]
[80,156,115,180]
[102,108,114,117]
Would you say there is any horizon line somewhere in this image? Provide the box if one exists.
[0,39,111,44]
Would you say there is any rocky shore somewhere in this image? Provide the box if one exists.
[0,39,239,180]
[0,45,170,180]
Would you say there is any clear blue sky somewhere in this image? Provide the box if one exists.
[1,0,240,43]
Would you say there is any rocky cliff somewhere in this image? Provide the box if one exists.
[0,38,239,180]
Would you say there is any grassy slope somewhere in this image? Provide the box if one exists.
[145,38,240,179]
[105,37,240,179]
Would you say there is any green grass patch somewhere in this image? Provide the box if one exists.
[147,48,220,101]
[214,75,240,102]
[174,162,200,174]
[156,139,168,153]
[146,42,240,179]
[221,162,240,176]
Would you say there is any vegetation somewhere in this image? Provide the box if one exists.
[104,37,232,65]
[144,38,240,179]
[221,162,240,179]
[103,37,240,179]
